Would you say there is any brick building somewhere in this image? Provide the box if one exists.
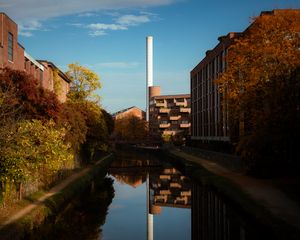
[112,106,145,120]
[0,12,70,102]
[149,86,191,138]
[38,60,70,103]
[190,32,240,145]
[190,9,299,147]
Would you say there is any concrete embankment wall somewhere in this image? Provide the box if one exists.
[181,146,243,171]
[0,153,114,240]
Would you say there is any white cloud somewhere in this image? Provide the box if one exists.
[97,62,139,68]
[19,31,33,37]
[19,19,42,30]
[89,30,107,37]
[78,13,154,36]
[4,0,177,21]
[86,23,127,36]
[68,23,84,27]
[115,14,150,26]
[3,0,171,37]
[78,12,96,17]
[87,23,127,31]
[18,19,43,37]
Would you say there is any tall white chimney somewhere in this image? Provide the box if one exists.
[146,36,153,121]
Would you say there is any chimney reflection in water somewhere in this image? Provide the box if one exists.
[147,171,153,240]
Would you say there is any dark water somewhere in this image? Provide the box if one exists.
[25,150,274,240]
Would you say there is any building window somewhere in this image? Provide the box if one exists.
[40,69,43,82]
[8,32,13,62]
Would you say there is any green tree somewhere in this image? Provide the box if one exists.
[66,63,101,102]
[0,120,73,195]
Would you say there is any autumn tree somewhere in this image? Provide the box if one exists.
[66,62,101,102]
[58,101,88,152]
[80,101,110,163]
[217,10,300,174]
[0,68,62,120]
[101,109,115,136]
[113,115,148,143]
[65,63,113,162]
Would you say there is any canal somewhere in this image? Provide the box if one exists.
[25,150,274,240]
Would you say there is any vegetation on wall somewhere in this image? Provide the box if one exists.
[52,68,62,96]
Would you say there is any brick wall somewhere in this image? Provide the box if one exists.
[0,12,70,103]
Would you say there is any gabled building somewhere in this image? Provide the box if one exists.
[0,12,70,102]
[112,106,145,120]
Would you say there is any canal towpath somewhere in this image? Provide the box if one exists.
[166,147,300,232]
[0,153,113,231]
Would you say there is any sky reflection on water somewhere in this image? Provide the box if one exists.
[102,153,191,240]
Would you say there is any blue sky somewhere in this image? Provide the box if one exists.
[1,0,299,113]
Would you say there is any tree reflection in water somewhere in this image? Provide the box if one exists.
[25,176,115,240]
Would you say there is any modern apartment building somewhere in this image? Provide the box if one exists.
[149,86,191,137]
[151,167,191,209]
[0,12,70,102]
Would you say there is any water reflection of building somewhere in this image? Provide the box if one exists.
[109,158,147,188]
[192,183,254,240]
[150,168,191,210]
[112,174,145,188]
[108,154,192,240]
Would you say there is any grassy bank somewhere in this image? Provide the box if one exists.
[0,153,114,240]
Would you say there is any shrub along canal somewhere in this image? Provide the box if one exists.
[24,149,278,240]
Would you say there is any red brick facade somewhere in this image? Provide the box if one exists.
[149,86,191,137]
[0,13,70,102]
[190,9,299,145]
[113,106,146,120]
[190,32,239,143]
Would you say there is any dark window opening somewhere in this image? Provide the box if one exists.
[8,32,13,62]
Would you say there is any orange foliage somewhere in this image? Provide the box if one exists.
[0,68,62,120]
[218,10,300,124]
[216,10,300,173]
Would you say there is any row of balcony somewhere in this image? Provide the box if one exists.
[159,123,191,129]
[154,195,190,206]
[154,100,188,108]
[159,107,191,114]
[157,115,189,121]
